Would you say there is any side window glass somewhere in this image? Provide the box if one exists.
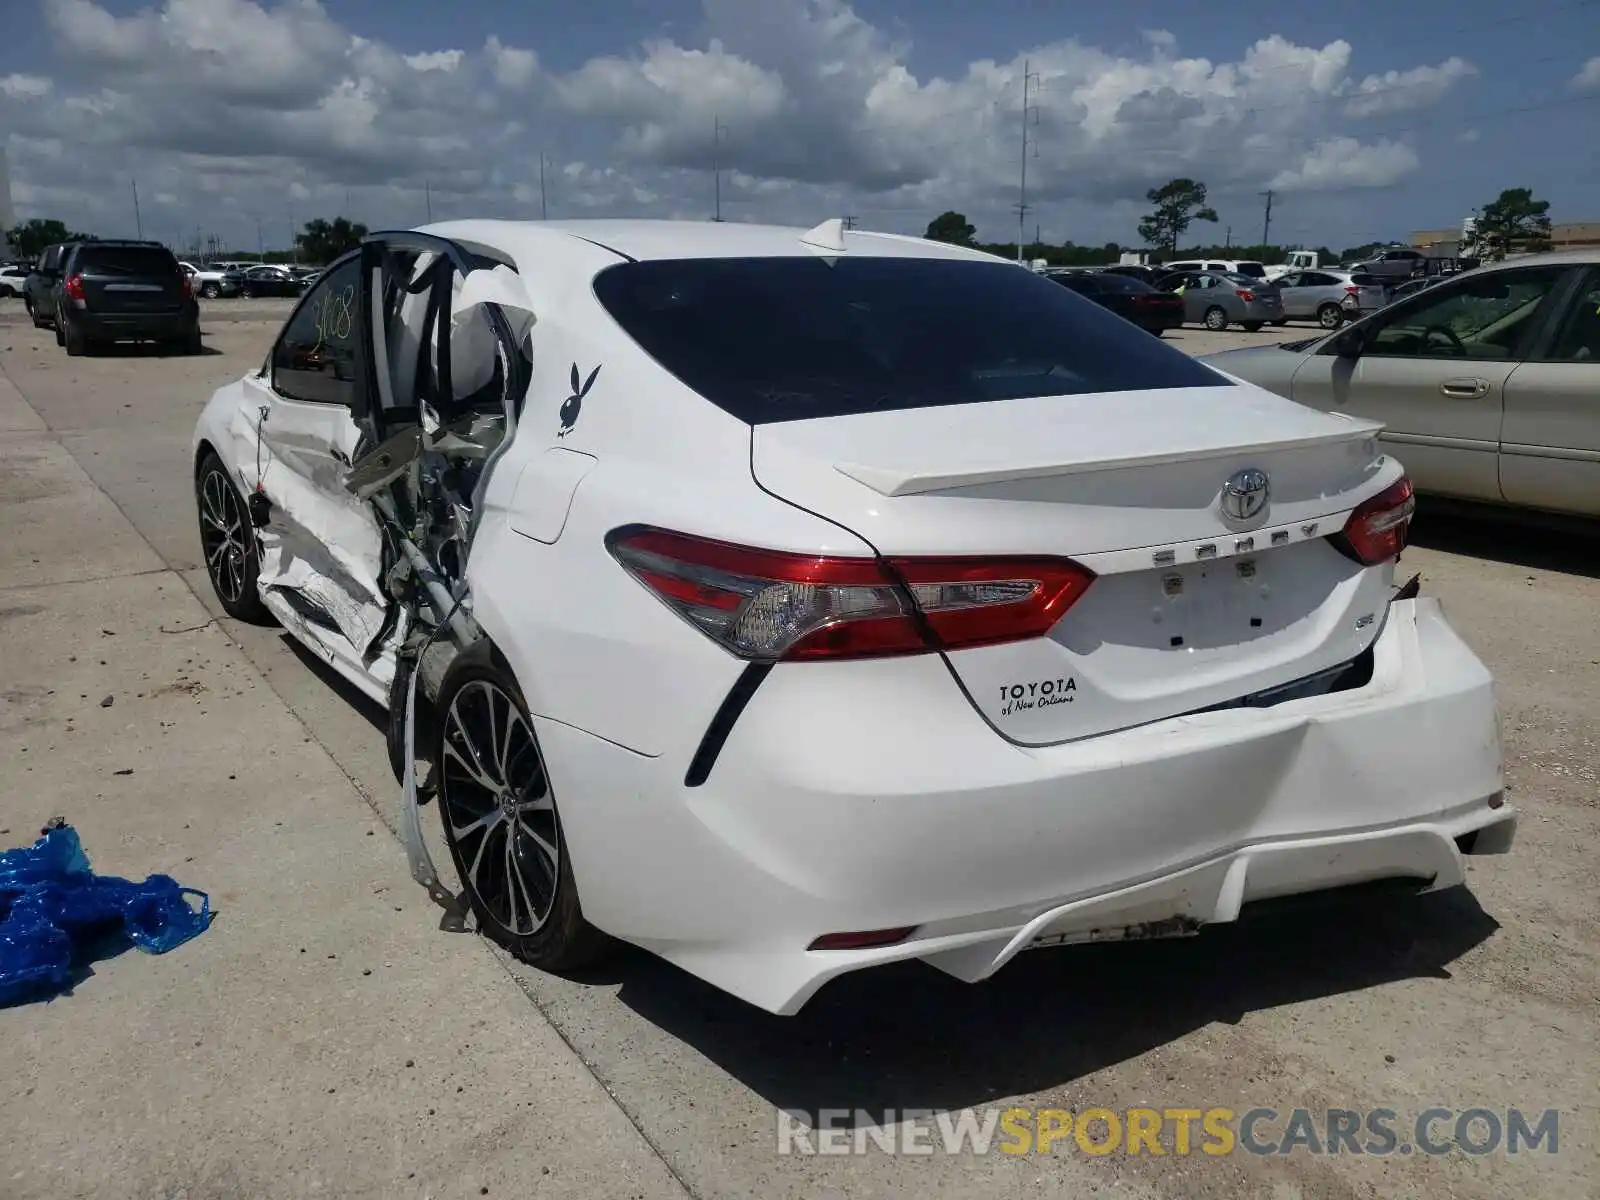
[1544,270,1600,363]
[1365,269,1566,363]
[271,258,360,406]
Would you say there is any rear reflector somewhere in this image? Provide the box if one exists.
[809,927,916,951]
[1336,476,1416,565]
[606,526,1095,662]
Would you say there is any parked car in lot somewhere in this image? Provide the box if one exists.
[191,219,1513,1015]
[179,260,242,299]
[0,263,30,297]
[1349,247,1428,280]
[1157,269,1284,330]
[1160,258,1269,280]
[51,240,201,356]
[233,265,307,298]
[1201,250,1600,518]
[23,242,77,328]
[1274,269,1389,328]
[1048,269,1184,334]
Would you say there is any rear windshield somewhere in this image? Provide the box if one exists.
[593,257,1227,423]
[1349,273,1384,287]
[74,246,179,276]
[1232,262,1267,278]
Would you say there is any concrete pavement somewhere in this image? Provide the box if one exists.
[0,300,1595,1198]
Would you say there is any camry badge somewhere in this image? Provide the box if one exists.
[1221,467,1271,523]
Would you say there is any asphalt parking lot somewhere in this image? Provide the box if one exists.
[1,297,1596,1199]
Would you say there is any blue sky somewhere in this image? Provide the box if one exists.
[3,0,1597,254]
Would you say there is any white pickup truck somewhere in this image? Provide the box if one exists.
[178,261,241,299]
[1265,250,1323,280]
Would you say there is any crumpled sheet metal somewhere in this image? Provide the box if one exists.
[0,824,213,1006]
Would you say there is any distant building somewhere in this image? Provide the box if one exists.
[1411,221,1600,253]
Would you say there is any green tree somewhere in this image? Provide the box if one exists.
[295,217,369,265]
[1474,188,1552,260]
[924,211,977,247]
[1137,179,1218,257]
[6,217,98,259]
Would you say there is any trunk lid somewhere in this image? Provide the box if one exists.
[751,384,1397,743]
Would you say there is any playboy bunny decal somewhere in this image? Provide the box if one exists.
[558,363,601,438]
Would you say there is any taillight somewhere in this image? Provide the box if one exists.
[1236,289,1255,302]
[605,526,1095,662]
[180,274,193,299]
[1336,476,1415,565]
[1344,285,1361,297]
[64,274,85,301]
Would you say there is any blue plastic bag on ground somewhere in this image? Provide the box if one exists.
[0,823,212,1006]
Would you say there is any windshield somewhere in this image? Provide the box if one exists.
[1232,262,1267,278]
[593,257,1229,423]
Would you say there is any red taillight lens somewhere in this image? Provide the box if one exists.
[64,274,85,301]
[1344,285,1361,297]
[180,274,193,299]
[1338,476,1415,565]
[809,927,916,951]
[1236,289,1255,302]
[606,526,1095,662]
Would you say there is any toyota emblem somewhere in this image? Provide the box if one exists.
[1221,467,1271,523]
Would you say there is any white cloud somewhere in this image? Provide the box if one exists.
[1,73,54,100]
[1568,56,1600,93]
[1458,128,1480,145]
[1270,137,1419,191]
[1342,57,1477,117]
[5,0,1482,249]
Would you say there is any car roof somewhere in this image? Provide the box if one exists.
[417,218,1007,271]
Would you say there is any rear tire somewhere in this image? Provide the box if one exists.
[195,452,273,624]
[63,318,86,357]
[1317,303,1345,329]
[200,282,220,299]
[434,641,610,973]
[181,324,203,355]
[1203,306,1229,331]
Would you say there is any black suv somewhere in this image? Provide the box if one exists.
[51,240,202,355]
[24,242,77,328]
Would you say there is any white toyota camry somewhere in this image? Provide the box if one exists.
[191,218,1515,1015]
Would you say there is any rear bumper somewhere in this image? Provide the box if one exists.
[541,598,1507,1015]
[70,307,198,340]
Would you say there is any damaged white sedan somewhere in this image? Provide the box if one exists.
[191,219,1515,1015]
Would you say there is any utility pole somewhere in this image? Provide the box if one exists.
[1225,225,1232,249]
[539,154,548,219]
[1014,60,1040,262]
[425,180,433,222]
[712,116,728,222]
[287,204,296,263]
[1259,189,1274,249]
[131,179,143,239]
[256,217,264,258]
[842,215,857,230]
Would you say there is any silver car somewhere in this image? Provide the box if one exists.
[1156,270,1284,331]
[1275,269,1388,328]
[1199,250,1600,518]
